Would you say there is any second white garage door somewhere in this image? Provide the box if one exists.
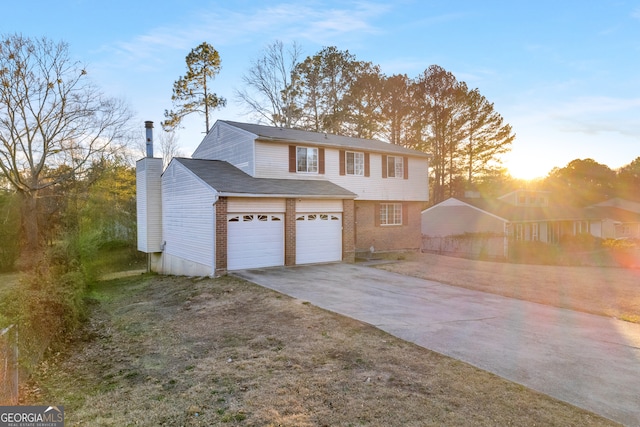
[227,213,284,270]
[296,213,342,264]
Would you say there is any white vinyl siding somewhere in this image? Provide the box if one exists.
[296,199,343,213]
[254,144,428,202]
[332,152,428,201]
[136,158,163,252]
[162,161,217,269]
[228,198,286,213]
[254,142,302,179]
[192,121,256,175]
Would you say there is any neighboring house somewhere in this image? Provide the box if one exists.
[138,120,430,276]
[586,198,640,240]
[421,190,640,258]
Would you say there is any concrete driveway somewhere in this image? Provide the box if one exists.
[233,263,640,426]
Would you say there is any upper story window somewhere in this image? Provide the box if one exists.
[339,149,369,177]
[574,221,589,235]
[381,154,408,179]
[387,156,404,178]
[514,191,549,207]
[346,151,364,176]
[297,146,318,173]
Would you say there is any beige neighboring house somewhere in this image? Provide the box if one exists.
[421,190,640,258]
[137,120,430,276]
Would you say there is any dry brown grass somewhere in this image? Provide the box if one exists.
[379,252,640,323]
[24,270,619,426]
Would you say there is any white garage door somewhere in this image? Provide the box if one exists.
[296,213,342,264]
[227,213,284,270]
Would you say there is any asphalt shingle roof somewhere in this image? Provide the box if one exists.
[173,158,356,198]
[220,120,430,158]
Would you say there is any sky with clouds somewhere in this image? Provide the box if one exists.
[7,0,640,179]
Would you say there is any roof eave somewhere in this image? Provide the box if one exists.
[217,191,356,199]
[253,136,431,158]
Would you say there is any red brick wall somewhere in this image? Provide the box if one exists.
[285,198,296,265]
[215,197,228,275]
[354,200,422,253]
[342,199,355,262]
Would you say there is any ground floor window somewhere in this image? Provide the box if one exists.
[515,224,524,241]
[380,203,402,226]
[574,221,589,235]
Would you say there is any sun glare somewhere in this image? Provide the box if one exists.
[505,154,552,181]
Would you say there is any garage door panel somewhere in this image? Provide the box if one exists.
[296,213,342,264]
[228,213,284,270]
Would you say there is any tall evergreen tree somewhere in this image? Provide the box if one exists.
[412,65,467,203]
[293,47,363,134]
[163,42,226,133]
[379,74,415,147]
[615,157,640,201]
[461,88,515,186]
[342,63,384,139]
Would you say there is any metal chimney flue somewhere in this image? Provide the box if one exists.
[145,121,154,158]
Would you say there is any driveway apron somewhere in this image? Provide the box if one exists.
[233,263,640,426]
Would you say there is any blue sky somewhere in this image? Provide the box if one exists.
[7,0,640,179]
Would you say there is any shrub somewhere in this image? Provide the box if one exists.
[603,238,640,268]
[9,240,90,372]
[0,192,20,272]
[508,240,564,265]
[559,233,603,252]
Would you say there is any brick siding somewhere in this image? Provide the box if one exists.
[215,197,228,276]
[342,199,356,262]
[354,200,422,253]
[285,198,296,265]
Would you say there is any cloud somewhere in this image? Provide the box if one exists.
[512,96,640,142]
[98,1,391,69]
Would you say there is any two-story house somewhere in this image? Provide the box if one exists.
[137,120,430,276]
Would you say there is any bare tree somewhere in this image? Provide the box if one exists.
[157,130,184,168]
[0,34,133,260]
[236,40,303,128]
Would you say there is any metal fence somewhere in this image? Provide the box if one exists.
[0,324,18,404]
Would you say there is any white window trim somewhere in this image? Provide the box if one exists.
[531,223,539,241]
[387,156,404,178]
[346,151,364,176]
[380,203,402,226]
[296,146,318,173]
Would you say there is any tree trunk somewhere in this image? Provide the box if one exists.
[18,190,40,270]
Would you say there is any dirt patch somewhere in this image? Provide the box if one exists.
[379,252,640,323]
[25,272,618,426]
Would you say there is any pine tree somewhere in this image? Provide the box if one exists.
[163,42,226,133]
